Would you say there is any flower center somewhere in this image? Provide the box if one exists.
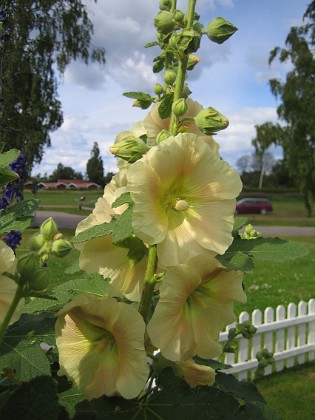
[164,195,189,212]
[95,330,115,352]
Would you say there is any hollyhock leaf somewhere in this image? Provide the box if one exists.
[123,91,153,101]
[193,356,232,370]
[233,217,248,234]
[71,220,115,244]
[144,41,159,48]
[217,250,255,272]
[22,273,108,314]
[59,387,84,419]
[150,368,240,419]
[64,258,81,275]
[215,372,266,404]
[158,93,174,119]
[112,192,133,208]
[0,199,39,234]
[0,149,20,169]
[73,396,138,419]
[0,313,55,381]
[0,376,59,420]
[112,193,134,243]
[218,237,309,269]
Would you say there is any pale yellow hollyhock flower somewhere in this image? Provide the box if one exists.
[179,359,216,387]
[127,133,242,266]
[56,294,149,400]
[79,235,147,301]
[114,121,147,169]
[75,170,128,236]
[0,241,24,325]
[143,98,219,154]
[147,254,246,361]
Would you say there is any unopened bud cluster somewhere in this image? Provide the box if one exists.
[256,348,275,378]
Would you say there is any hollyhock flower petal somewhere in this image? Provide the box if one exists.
[56,294,149,400]
[79,235,146,301]
[147,255,246,361]
[127,133,242,265]
[0,241,24,325]
[179,359,216,387]
[75,170,128,236]
[143,98,219,154]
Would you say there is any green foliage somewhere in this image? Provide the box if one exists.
[49,163,82,182]
[86,142,104,186]
[0,0,106,171]
[71,368,278,419]
[22,273,109,314]
[217,236,309,271]
[267,6,315,216]
[0,313,55,381]
[0,376,59,420]
[0,198,39,235]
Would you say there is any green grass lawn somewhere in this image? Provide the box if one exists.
[255,362,315,420]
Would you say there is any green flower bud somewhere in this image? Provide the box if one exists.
[17,253,39,279]
[40,217,58,240]
[29,268,50,291]
[204,17,238,44]
[169,29,201,54]
[154,83,164,96]
[164,69,176,85]
[154,11,175,35]
[187,54,200,71]
[194,106,229,135]
[262,348,270,358]
[110,136,148,163]
[173,10,185,23]
[29,233,45,252]
[258,359,269,369]
[256,351,263,361]
[240,224,261,240]
[156,129,171,144]
[172,98,188,117]
[159,0,172,11]
[51,239,72,258]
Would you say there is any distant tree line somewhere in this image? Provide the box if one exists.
[33,142,115,187]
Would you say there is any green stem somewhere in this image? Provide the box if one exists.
[170,0,177,13]
[169,0,197,135]
[139,246,158,324]
[0,283,24,342]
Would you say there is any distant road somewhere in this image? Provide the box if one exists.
[32,211,315,236]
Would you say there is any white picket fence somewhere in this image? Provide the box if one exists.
[218,299,315,380]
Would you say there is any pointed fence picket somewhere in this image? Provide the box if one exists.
[219,298,315,380]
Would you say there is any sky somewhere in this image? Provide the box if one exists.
[31,0,311,177]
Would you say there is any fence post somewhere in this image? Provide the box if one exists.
[275,305,286,372]
[308,299,315,362]
[251,309,262,379]
[286,303,297,368]
[297,301,307,365]
[264,307,274,375]
[237,312,250,380]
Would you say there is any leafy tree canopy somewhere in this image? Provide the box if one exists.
[49,163,82,181]
[266,2,315,215]
[0,0,105,172]
[86,142,104,186]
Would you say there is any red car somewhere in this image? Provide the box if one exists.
[236,198,273,215]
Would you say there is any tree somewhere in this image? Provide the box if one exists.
[268,2,315,216]
[86,142,104,186]
[49,163,82,182]
[236,154,251,175]
[0,1,105,173]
